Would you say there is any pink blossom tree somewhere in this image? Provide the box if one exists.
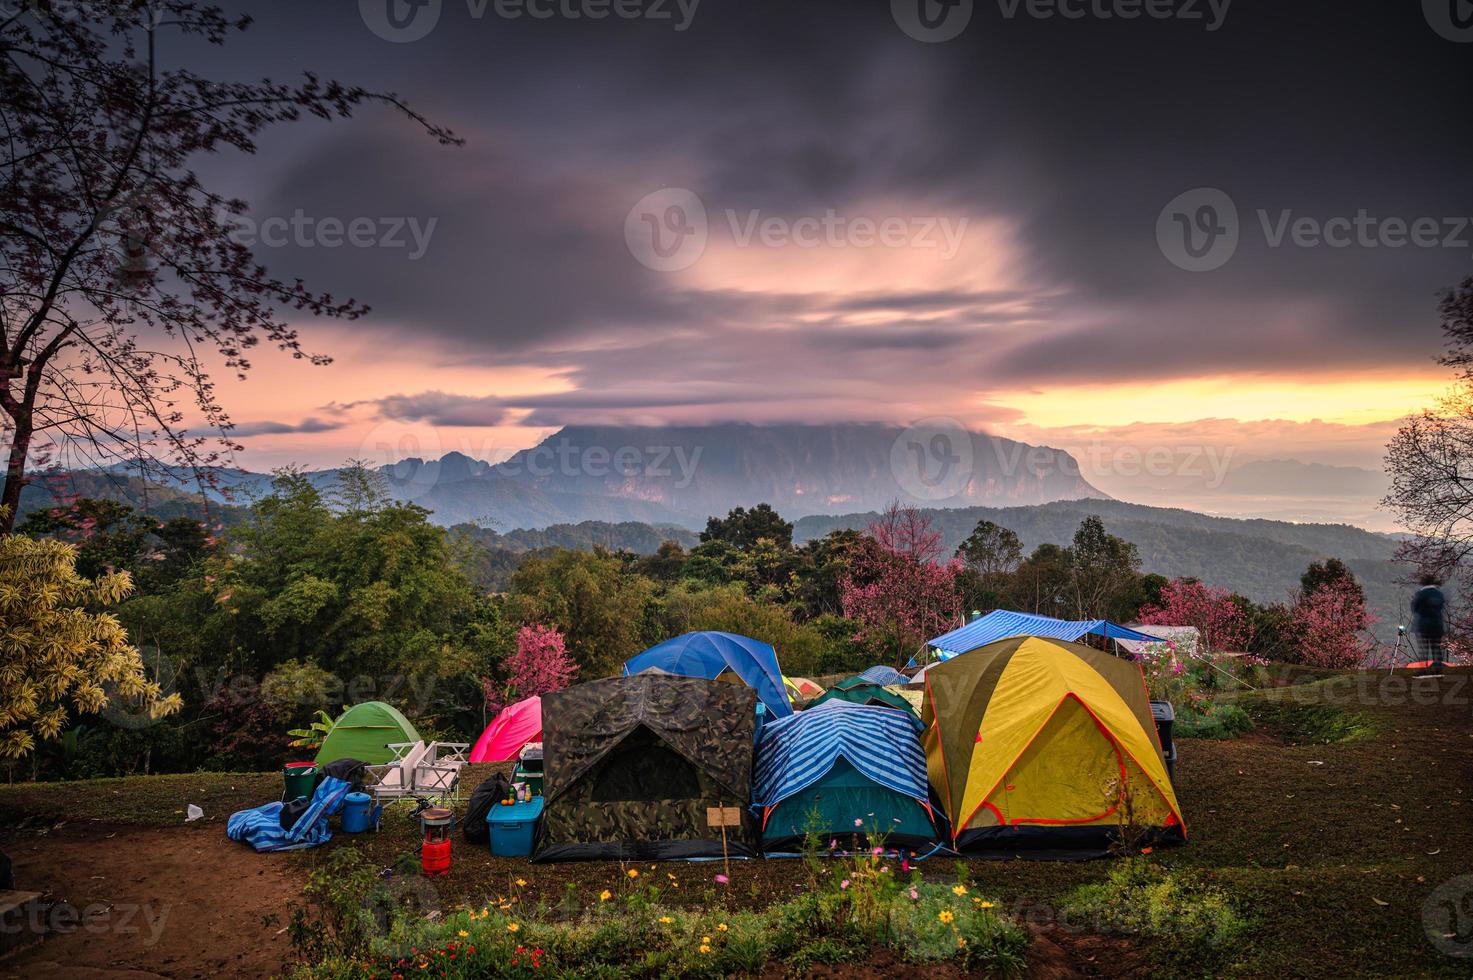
[840,503,961,667]
[484,624,577,714]
[1138,578,1254,655]
[1290,579,1377,669]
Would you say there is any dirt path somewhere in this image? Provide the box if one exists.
[0,823,303,980]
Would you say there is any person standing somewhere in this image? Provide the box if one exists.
[1410,574,1448,672]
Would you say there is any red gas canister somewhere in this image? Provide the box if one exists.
[420,807,453,876]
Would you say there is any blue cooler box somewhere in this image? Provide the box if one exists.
[487,797,544,857]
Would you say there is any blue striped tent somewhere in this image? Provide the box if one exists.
[915,610,1165,665]
[858,665,905,687]
[753,701,937,850]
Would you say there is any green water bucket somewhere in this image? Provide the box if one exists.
[283,761,318,801]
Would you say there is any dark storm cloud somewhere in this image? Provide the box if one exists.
[209,0,1471,399]
[231,417,346,437]
[375,391,513,427]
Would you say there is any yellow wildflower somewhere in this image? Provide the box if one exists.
[716,923,728,932]
[952,885,967,897]
[457,929,469,938]
[627,868,640,879]
[515,878,528,887]
[979,901,996,909]
[506,922,520,933]
[599,889,613,901]
[701,936,712,943]
[658,916,673,924]
[698,944,712,954]
[938,910,955,924]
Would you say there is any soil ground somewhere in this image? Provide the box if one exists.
[0,667,1469,978]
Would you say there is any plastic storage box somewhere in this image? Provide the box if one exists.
[487,796,544,856]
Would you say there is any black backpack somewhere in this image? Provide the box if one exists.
[463,772,511,844]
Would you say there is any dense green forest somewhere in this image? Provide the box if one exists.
[795,499,1410,642]
[8,464,1382,783]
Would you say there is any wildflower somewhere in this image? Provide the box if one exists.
[658,916,673,925]
[840,879,850,890]
[715,874,729,885]
[515,878,528,887]
[506,923,520,933]
[701,936,712,944]
[938,910,954,924]
[854,818,863,827]
[827,839,838,850]
[908,887,919,900]
[698,944,712,955]
[599,889,612,901]
[901,858,910,872]
[978,901,995,909]
[717,923,728,932]
[627,868,639,879]
[871,846,884,856]
[1141,846,1154,855]
[957,937,968,948]
[456,930,468,938]
[952,885,968,897]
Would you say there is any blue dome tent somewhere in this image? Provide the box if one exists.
[624,631,793,717]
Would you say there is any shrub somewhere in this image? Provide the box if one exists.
[1060,859,1249,974]
[288,849,1026,979]
[1174,701,1255,740]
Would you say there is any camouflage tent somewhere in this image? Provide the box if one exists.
[533,673,758,862]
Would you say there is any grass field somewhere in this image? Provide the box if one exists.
[1,668,1470,977]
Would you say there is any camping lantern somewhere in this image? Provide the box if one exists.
[420,807,453,876]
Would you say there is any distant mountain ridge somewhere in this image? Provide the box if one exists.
[46,423,1106,530]
[22,448,1415,643]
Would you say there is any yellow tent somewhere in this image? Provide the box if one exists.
[921,635,1184,855]
[782,675,824,701]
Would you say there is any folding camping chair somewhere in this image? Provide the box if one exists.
[363,740,430,807]
[412,741,470,803]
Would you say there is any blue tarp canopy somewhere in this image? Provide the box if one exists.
[858,665,905,686]
[921,610,1165,664]
[624,631,793,716]
[752,701,929,810]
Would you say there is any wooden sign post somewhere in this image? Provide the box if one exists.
[706,805,742,880]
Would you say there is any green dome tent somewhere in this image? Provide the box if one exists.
[314,702,420,765]
[812,676,921,726]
